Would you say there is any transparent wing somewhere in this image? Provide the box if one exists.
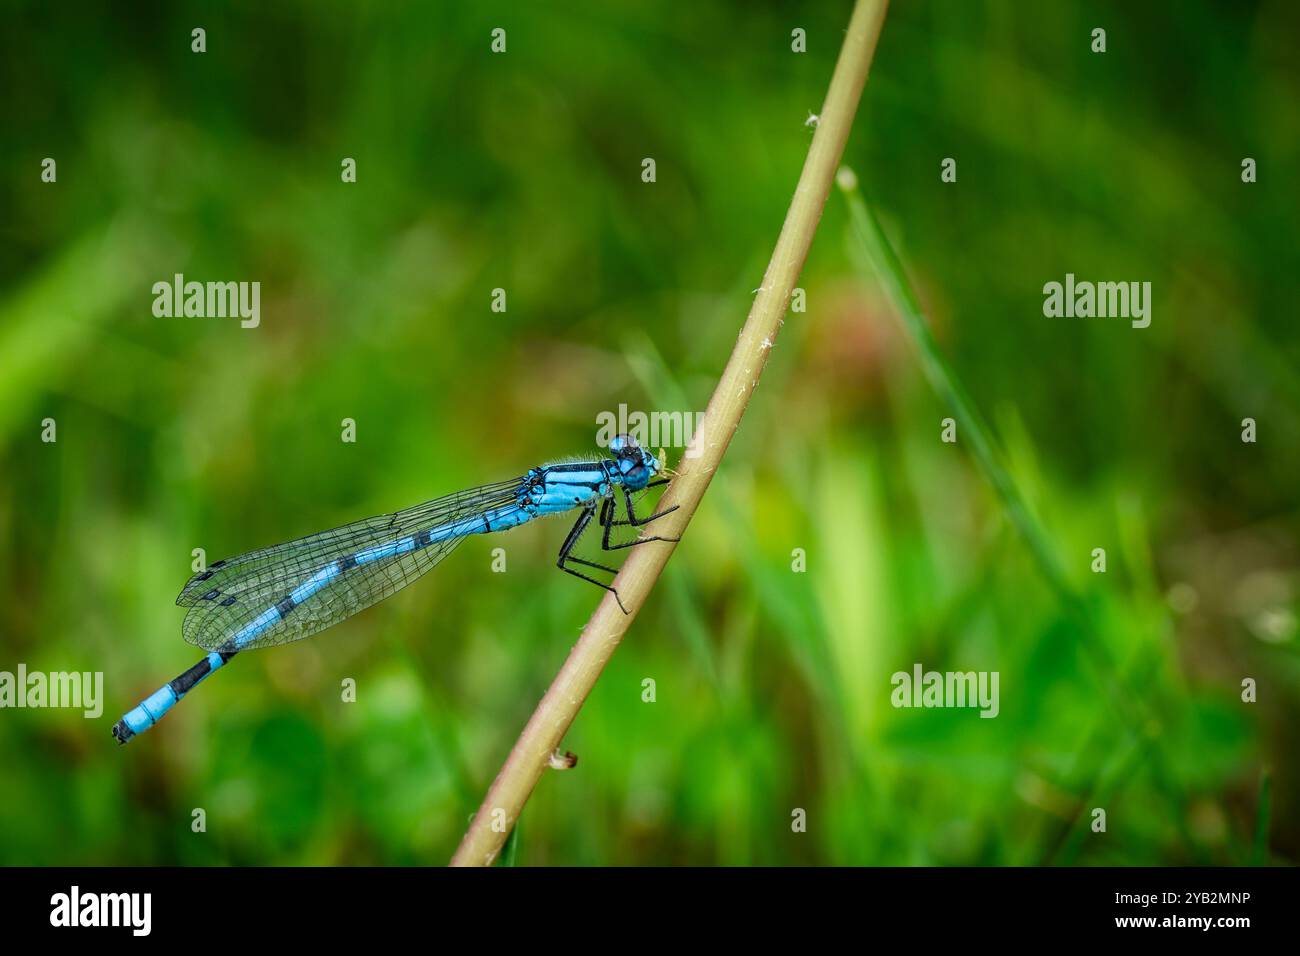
[178,478,524,651]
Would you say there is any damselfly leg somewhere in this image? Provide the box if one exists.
[556,503,628,613]
[599,484,681,550]
[557,484,679,613]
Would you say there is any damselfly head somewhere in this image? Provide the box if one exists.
[608,433,659,488]
[608,433,639,454]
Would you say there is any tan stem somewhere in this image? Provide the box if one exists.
[451,0,890,867]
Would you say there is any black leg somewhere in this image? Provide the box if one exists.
[624,486,679,527]
[600,489,681,551]
[567,554,620,575]
[605,478,676,530]
[557,505,628,613]
[607,482,678,527]
[603,481,676,528]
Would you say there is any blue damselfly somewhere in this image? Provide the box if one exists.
[112,435,676,744]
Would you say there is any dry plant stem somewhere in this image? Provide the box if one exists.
[450,0,890,867]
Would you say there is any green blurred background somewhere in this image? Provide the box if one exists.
[1,0,1296,865]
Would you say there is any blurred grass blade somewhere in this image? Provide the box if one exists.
[0,218,151,444]
[836,169,1073,603]
[836,170,1217,862]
